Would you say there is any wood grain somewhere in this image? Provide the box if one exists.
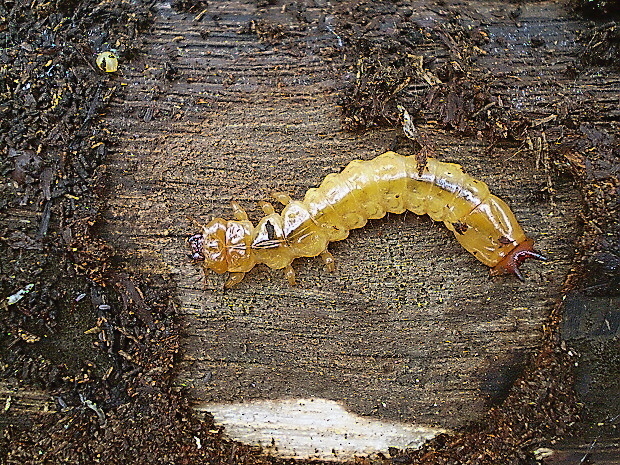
[101,0,580,429]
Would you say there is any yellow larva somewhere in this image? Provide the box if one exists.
[188,152,545,287]
[96,51,118,73]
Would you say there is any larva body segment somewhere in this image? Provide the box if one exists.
[188,152,545,286]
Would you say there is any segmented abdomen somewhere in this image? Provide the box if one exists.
[296,152,525,266]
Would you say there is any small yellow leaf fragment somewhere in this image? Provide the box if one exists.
[96,51,118,73]
[17,329,41,343]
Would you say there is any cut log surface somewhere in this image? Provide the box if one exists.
[0,381,54,428]
[102,0,581,433]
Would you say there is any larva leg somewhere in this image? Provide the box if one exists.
[271,191,292,205]
[225,272,246,288]
[283,265,296,285]
[258,201,276,215]
[230,201,249,221]
[320,250,335,272]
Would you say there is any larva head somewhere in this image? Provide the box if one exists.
[187,218,229,274]
[490,238,547,281]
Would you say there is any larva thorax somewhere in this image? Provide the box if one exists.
[189,152,545,287]
[189,198,330,286]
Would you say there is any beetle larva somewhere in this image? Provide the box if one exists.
[188,151,545,287]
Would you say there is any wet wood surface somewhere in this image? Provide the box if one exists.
[99,0,583,431]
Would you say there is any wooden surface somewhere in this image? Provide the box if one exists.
[101,0,581,430]
[0,381,53,428]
